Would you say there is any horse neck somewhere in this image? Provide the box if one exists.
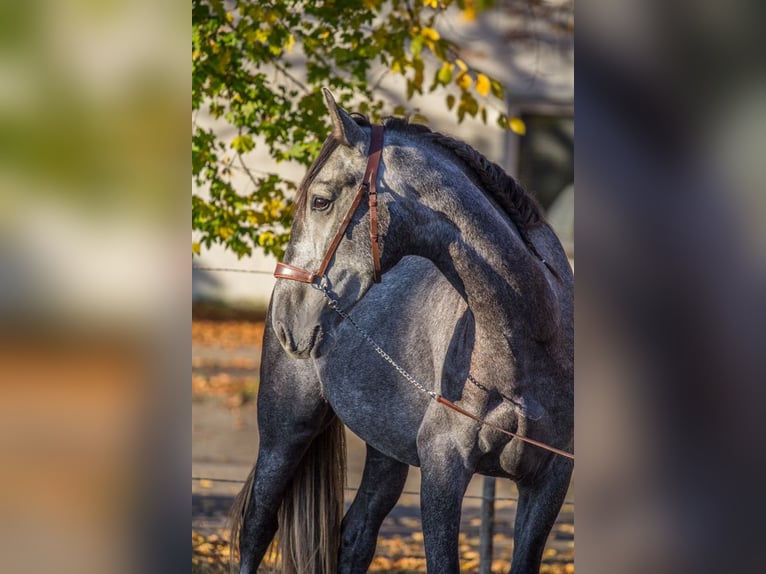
[386,136,560,362]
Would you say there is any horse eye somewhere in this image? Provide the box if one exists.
[312,196,332,211]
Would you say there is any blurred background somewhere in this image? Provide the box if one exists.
[0,1,187,573]
[576,1,766,573]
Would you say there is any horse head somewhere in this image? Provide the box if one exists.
[271,89,402,358]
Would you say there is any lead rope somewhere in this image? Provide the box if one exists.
[313,282,574,461]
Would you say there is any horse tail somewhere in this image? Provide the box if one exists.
[229,416,347,574]
[229,464,256,571]
[279,415,347,574]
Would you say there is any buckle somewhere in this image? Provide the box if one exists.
[310,274,328,291]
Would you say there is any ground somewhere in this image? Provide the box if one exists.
[192,319,574,573]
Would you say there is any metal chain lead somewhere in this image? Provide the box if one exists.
[467,373,529,413]
[312,281,575,461]
[316,283,523,408]
[314,283,438,400]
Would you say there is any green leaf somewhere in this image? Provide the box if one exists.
[490,78,504,99]
[460,92,479,117]
[411,34,424,56]
[231,134,255,154]
[413,56,424,89]
[437,62,453,85]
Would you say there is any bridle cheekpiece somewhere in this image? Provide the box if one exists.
[274,125,384,286]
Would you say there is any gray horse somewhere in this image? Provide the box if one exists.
[231,90,573,574]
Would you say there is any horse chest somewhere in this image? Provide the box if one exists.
[315,354,430,467]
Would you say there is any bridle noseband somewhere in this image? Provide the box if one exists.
[274,125,384,286]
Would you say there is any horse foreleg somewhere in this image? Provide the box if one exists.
[509,455,573,574]
[418,444,474,574]
[338,444,409,574]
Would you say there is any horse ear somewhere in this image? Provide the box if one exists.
[322,88,366,148]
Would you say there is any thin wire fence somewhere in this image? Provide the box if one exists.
[191,476,574,507]
[193,266,273,275]
[191,475,574,570]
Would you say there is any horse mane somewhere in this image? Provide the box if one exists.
[380,117,545,234]
[379,117,554,274]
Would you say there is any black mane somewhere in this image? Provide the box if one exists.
[381,116,544,232]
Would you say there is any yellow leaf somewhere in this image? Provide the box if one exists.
[268,199,284,219]
[424,0,439,8]
[462,6,476,21]
[455,58,468,72]
[285,33,295,53]
[231,134,255,153]
[192,242,201,256]
[476,73,490,97]
[199,479,213,488]
[509,117,526,135]
[258,232,274,247]
[456,72,472,90]
[421,27,440,42]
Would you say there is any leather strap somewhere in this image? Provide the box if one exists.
[315,169,371,279]
[436,396,574,460]
[273,261,317,284]
[274,124,385,285]
[366,126,383,283]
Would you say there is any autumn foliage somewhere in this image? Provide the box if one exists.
[192,0,517,260]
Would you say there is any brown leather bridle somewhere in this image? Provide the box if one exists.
[274,125,384,286]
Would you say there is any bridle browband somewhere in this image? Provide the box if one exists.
[274,124,384,286]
